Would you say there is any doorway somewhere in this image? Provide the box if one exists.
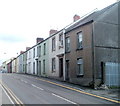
[33,62,35,74]
[101,62,105,84]
[59,58,63,77]
[36,60,38,75]
[66,60,69,81]
[39,61,41,76]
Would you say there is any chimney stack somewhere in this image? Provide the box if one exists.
[49,29,57,36]
[73,14,80,22]
[36,38,44,44]
[20,51,24,54]
[26,47,31,51]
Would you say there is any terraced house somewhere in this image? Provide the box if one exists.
[11,58,17,73]
[27,47,32,74]
[65,2,119,88]
[23,51,27,74]
[37,38,49,77]
[8,1,120,88]
[48,29,65,80]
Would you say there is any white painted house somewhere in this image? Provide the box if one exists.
[18,53,24,73]
[27,48,33,74]
[48,29,66,80]
[32,45,38,75]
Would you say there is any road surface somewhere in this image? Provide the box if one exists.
[0,73,119,105]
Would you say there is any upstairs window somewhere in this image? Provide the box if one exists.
[39,46,41,57]
[59,33,63,49]
[29,51,31,59]
[65,37,70,53]
[77,32,83,49]
[44,43,46,55]
[52,37,55,51]
[37,47,39,57]
[33,48,35,58]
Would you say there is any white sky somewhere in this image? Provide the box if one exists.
[0,0,117,65]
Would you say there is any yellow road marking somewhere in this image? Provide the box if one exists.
[36,78,120,104]
[0,80,24,105]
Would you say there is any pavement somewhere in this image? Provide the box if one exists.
[84,87,119,101]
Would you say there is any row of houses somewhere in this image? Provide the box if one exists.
[3,2,120,88]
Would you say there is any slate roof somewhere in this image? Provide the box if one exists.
[65,2,118,33]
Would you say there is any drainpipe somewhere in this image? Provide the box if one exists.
[63,29,66,81]
[92,22,96,89]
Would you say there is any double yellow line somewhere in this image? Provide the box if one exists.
[0,80,24,106]
[36,78,120,104]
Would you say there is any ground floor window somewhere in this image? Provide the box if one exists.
[52,58,56,73]
[77,58,83,76]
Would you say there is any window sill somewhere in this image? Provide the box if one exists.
[59,46,63,49]
[52,71,56,73]
[77,75,84,77]
[52,50,56,52]
[65,51,70,54]
[76,48,83,51]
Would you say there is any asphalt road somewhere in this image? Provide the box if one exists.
[0,73,118,105]
[0,85,13,104]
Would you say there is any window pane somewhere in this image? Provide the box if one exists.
[52,38,55,51]
[77,59,83,75]
[52,58,56,72]
[65,37,70,52]
[44,43,46,55]
[77,32,83,49]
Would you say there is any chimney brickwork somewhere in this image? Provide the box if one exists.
[49,29,58,36]
[36,38,44,44]
[73,14,80,22]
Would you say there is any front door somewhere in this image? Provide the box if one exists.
[33,62,35,74]
[66,60,69,81]
[101,62,105,84]
[36,60,38,75]
[39,61,41,76]
[59,58,63,77]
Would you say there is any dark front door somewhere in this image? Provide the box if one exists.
[36,60,38,75]
[66,60,69,81]
[59,58,63,77]
[33,62,35,74]
[39,61,41,76]
[101,62,105,84]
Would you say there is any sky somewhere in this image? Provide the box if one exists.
[0,0,117,65]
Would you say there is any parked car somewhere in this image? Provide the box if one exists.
[0,69,7,73]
